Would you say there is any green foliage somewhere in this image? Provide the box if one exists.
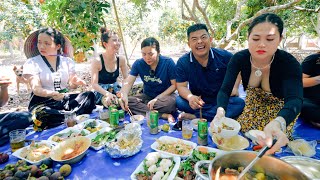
[40,0,111,53]
[207,0,237,39]
[279,0,320,37]
[0,0,42,41]
[159,11,192,42]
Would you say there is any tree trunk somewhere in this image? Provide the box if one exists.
[112,0,130,67]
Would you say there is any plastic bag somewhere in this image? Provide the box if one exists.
[286,139,317,157]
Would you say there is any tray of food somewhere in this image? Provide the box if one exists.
[75,119,110,134]
[87,127,118,151]
[12,140,56,165]
[176,146,224,179]
[131,152,180,180]
[151,136,197,159]
[48,127,90,143]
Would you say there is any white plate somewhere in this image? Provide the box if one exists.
[87,127,113,150]
[76,114,90,123]
[130,152,180,180]
[151,136,197,159]
[194,146,225,157]
[48,127,91,143]
[212,134,249,151]
[245,130,265,144]
[130,115,145,125]
[75,119,110,134]
[12,140,56,165]
[191,118,200,131]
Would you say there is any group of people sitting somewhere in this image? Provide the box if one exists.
[0,13,319,154]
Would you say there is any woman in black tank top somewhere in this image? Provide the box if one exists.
[91,28,128,105]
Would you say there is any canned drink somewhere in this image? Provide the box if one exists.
[149,110,159,134]
[118,110,125,121]
[108,104,117,112]
[109,109,119,127]
[197,118,208,145]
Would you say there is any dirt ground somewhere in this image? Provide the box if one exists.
[0,49,317,114]
[0,52,92,113]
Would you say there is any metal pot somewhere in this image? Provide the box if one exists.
[195,151,309,180]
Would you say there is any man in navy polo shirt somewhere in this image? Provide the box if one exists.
[176,23,245,121]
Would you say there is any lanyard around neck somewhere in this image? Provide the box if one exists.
[41,55,60,72]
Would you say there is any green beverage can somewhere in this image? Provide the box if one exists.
[149,110,159,134]
[118,109,125,121]
[108,104,117,112]
[110,109,119,128]
[197,118,208,145]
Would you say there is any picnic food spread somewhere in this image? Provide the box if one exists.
[1,115,317,179]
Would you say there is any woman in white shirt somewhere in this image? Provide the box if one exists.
[23,28,96,130]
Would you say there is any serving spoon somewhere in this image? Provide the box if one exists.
[237,139,277,180]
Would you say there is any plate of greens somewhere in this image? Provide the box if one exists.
[87,127,118,150]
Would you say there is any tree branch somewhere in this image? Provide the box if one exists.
[218,0,302,48]
[293,6,320,12]
[230,0,247,23]
[181,0,198,22]
[195,0,215,36]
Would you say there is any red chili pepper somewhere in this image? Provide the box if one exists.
[253,145,263,151]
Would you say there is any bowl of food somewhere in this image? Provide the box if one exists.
[191,118,200,131]
[12,140,55,165]
[50,136,91,164]
[130,115,145,125]
[212,134,249,151]
[212,117,240,138]
[76,114,90,123]
[195,151,309,180]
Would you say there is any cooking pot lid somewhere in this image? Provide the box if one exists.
[281,156,320,179]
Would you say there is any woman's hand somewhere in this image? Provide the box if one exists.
[210,107,225,131]
[147,98,157,110]
[103,92,117,107]
[71,76,86,86]
[187,95,204,110]
[260,120,289,155]
[51,92,64,101]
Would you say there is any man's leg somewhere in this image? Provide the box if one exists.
[225,97,245,119]
[176,96,196,114]
[195,97,245,121]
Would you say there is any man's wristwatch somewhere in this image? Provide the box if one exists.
[274,116,286,133]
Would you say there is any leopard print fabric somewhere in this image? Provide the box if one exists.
[237,86,296,139]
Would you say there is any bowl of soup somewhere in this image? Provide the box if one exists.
[194,151,309,180]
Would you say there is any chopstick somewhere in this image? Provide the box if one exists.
[127,107,136,121]
[199,96,202,120]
